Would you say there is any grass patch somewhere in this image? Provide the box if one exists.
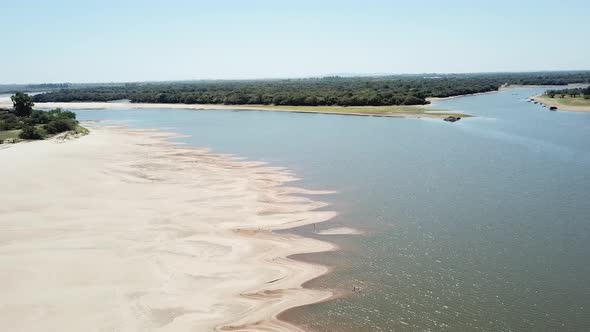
[0,129,21,141]
[73,125,89,135]
[541,96,590,107]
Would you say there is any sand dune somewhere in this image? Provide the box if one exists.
[0,126,336,332]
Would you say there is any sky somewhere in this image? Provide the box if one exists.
[1,0,589,83]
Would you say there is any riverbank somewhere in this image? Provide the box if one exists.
[426,90,499,103]
[0,98,467,118]
[530,95,590,112]
[0,126,337,332]
[426,84,587,104]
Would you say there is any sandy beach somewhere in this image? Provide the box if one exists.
[0,126,337,332]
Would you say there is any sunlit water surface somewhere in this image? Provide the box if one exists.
[75,87,590,331]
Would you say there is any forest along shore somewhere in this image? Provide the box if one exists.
[10,72,590,120]
[0,126,337,332]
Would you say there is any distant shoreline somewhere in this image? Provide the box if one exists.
[427,84,587,105]
[0,99,469,119]
[5,85,587,119]
[426,90,498,102]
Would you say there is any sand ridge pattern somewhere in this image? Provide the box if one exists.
[0,126,336,332]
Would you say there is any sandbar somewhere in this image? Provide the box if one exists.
[0,126,337,332]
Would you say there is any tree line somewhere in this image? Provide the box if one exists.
[544,86,590,99]
[32,71,590,107]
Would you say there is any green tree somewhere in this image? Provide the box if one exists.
[11,92,34,117]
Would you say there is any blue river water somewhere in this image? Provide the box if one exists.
[75,87,590,331]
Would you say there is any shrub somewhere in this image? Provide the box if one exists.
[30,110,52,125]
[1,107,80,134]
[0,112,21,130]
[19,125,44,140]
[29,108,77,126]
[44,118,77,134]
[402,95,427,105]
[47,108,76,120]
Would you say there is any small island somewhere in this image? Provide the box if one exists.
[0,92,87,144]
[531,86,590,112]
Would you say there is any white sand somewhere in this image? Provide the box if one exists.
[316,227,363,235]
[0,126,337,332]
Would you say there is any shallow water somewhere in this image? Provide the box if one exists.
[75,87,590,331]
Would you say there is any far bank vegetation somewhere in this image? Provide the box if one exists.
[31,71,590,107]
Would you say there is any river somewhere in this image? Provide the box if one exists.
[75,86,590,331]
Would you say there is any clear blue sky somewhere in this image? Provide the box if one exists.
[2,0,589,83]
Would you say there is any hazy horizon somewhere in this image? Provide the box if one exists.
[3,69,590,86]
[2,0,589,84]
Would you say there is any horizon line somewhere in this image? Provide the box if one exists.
[3,69,590,86]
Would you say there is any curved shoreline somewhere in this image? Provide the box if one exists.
[426,84,585,104]
[426,90,499,103]
[0,126,339,332]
